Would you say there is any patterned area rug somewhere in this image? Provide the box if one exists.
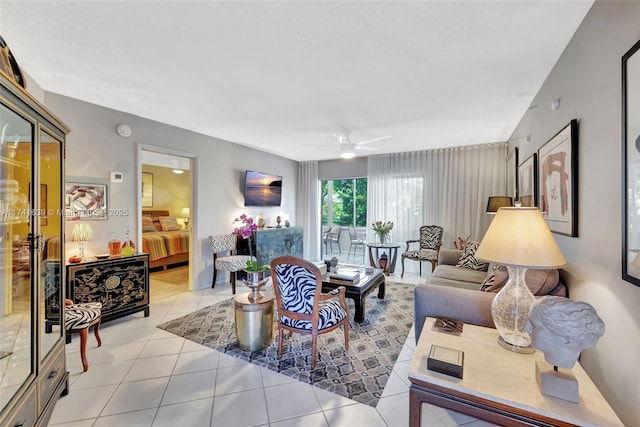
[157,281,414,407]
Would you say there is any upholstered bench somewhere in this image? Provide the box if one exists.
[64,299,102,372]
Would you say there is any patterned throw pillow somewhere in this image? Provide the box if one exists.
[456,241,490,271]
[141,216,157,232]
[480,265,510,291]
[480,265,502,291]
[479,266,560,295]
[159,216,181,231]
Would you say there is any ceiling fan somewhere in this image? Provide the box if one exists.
[308,132,391,159]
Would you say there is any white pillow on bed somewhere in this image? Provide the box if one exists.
[159,216,181,231]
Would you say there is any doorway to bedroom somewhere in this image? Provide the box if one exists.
[140,149,193,298]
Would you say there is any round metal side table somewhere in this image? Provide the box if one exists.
[234,291,274,352]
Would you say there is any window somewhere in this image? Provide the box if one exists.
[321,178,367,227]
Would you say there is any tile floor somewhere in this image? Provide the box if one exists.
[49,268,496,427]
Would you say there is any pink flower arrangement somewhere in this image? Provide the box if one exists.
[233,214,258,239]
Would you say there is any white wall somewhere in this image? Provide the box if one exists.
[45,93,298,290]
[141,164,191,219]
[510,2,640,424]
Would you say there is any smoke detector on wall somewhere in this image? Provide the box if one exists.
[116,124,132,138]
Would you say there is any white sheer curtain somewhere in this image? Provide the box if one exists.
[368,143,507,274]
[297,161,321,261]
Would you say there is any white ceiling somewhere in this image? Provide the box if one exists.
[0,1,593,161]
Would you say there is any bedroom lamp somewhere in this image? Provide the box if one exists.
[485,196,513,214]
[181,207,190,229]
[475,206,566,353]
[71,223,94,260]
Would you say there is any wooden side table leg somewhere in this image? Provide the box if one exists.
[389,247,399,274]
[409,387,423,427]
[93,320,102,347]
[79,328,89,372]
[368,246,376,267]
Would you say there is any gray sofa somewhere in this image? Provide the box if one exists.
[414,248,567,343]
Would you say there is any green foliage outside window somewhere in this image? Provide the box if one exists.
[321,181,328,225]
[354,177,367,226]
[321,178,367,227]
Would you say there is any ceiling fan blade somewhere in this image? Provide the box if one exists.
[355,146,379,151]
[355,135,390,146]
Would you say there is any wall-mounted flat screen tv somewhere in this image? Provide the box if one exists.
[244,170,282,206]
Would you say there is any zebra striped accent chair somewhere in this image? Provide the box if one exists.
[64,299,102,372]
[270,256,349,370]
[208,234,256,294]
[401,225,444,278]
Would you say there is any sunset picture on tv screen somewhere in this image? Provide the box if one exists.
[244,170,282,206]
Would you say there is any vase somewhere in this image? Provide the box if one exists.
[378,232,388,244]
[244,270,268,301]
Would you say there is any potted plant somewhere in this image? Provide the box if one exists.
[233,214,270,300]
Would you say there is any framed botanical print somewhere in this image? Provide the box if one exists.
[538,119,578,237]
[518,154,537,207]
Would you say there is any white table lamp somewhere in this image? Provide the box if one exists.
[71,223,94,260]
[181,207,190,228]
[475,206,566,353]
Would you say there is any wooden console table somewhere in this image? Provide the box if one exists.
[408,318,623,427]
[67,254,149,323]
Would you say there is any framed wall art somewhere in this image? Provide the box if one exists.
[518,154,537,207]
[142,172,153,207]
[65,181,108,220]
[622,39,640,286]
[538,119,578,237]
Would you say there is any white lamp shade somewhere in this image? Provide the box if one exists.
[71,223,94,242]
[476,207,566,269]
[180,207,190,217]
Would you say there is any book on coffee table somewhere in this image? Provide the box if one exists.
[329,269,361,282]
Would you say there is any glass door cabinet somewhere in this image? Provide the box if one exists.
[0,70,68,426]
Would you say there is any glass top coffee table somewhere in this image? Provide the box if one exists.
[321,265,385,323]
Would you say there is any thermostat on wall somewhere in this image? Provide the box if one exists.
[110,171,124,183]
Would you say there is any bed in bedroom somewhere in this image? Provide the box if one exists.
[142,210,189,269]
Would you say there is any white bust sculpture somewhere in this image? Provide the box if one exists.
[524,296,605,369]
